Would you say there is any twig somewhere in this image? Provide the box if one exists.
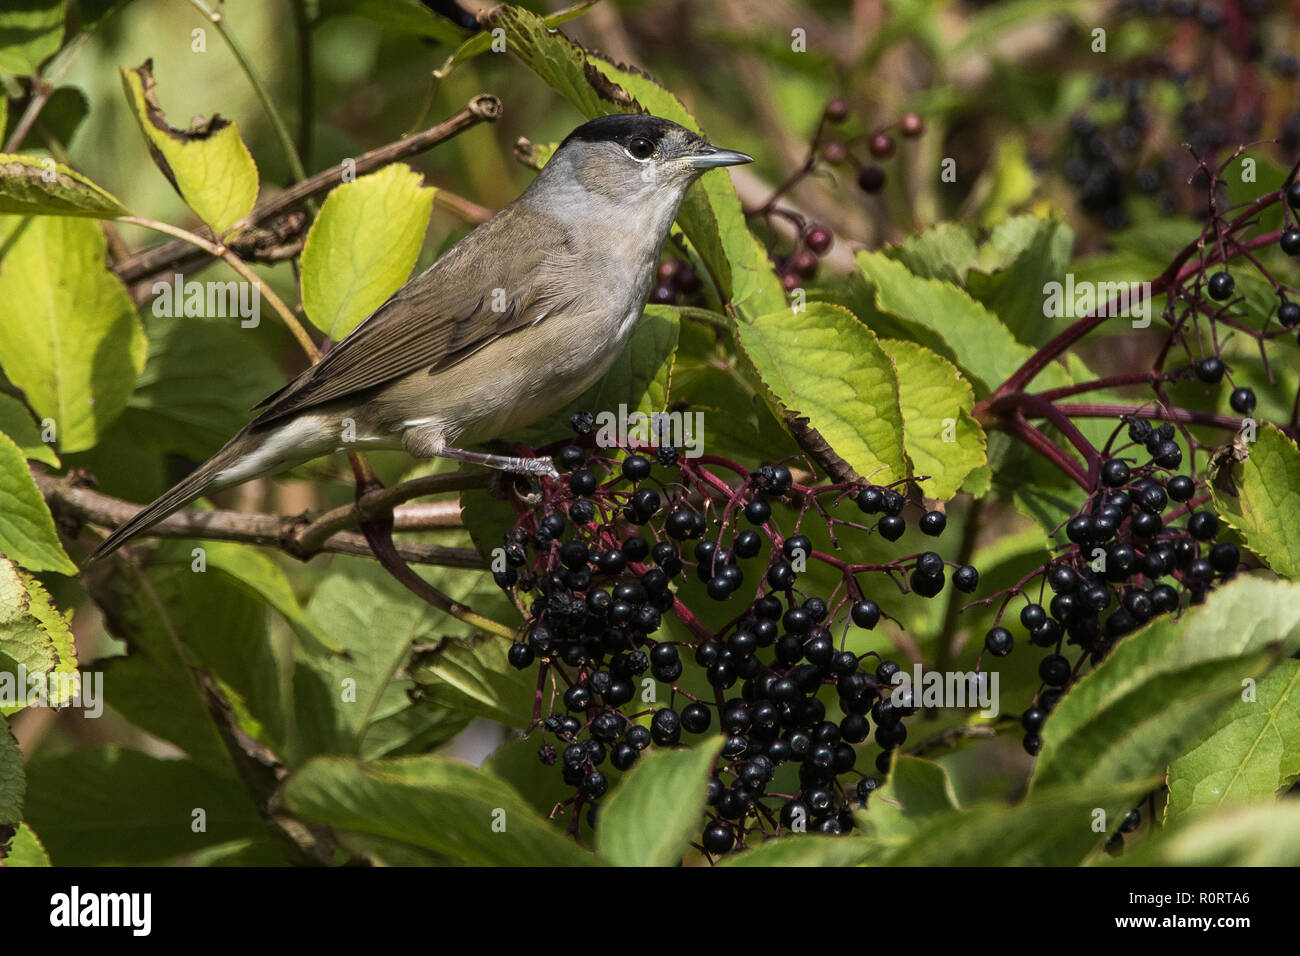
[187,0,309,185]
[291,0,315,169]
[345,463,516,639]
[116,215,320,359]
[2,34,92,153]
[34,469,486,567]
[111,95,502,287]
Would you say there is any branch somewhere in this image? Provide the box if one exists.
[117,214,322,359]
[1053,402,1293,434]
[2,33,91,153]
[111,94,503,289]
[34,469,487,567]
[987,212,1288,401]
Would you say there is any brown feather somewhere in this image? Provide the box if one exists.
[250,205,576,427]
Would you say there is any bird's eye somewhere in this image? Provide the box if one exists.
[625,137,654,160]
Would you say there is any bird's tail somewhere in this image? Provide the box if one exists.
[87,428,260,563]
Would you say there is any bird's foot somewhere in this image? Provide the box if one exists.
[436,445,559,480]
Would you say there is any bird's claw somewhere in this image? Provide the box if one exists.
[517,457,560,480]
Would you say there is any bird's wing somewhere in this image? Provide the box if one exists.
[250,206,579,428]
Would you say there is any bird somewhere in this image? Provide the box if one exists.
[89,113,753,561]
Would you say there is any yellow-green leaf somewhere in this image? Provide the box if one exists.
[300,163,434,339]
[597,736,724,866]
[1211,424,1300,579]
[0,153,127,218]
[857,250,1042,395]
[882,339,986,500]
[1166,660,1300,821]
[734,302,908,484]
[3,822,51,866]
[119,59,258,234]
[0,440,76,575]
[1112,802,1300,866]
[0,394,58,467]
[283,754,598,866]
[0,214,146,453]
[1031,577,1300,793]
[0,0,64,76]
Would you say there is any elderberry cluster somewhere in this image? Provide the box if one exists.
[493,412,979,858]
[648,258,703,306]
[1060,0,1299,229]
[983,418,1240,756]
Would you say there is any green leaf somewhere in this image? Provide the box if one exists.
[19,86,90,151]
[719,834,873,867]
[597,736,724,867]
[119,60,258,234]
[295,556,462,758]
[1211,424,1300,579]
[856,250,1045,395]
[360,557,530,731]
[490,4,785,318]
[881,339,986,500]
[178,540,338,657]
[3,823,50,866]
[734,302,908,483]
[883,221,978,283]
[0,557,79,712]
[0,153,127,217]
[22,747,264,864]
[0,435,76,574]
[971,134,1036,227]
[90,557,270,770]
[1112,802,1300,866]
[855,755,961,849]
[433,2,598,80]
[666,331,800,469]
[1166,659,1300,821]
[966,216,1074,346]
[121,314,282,462]
[1031,577,1300,793]
[0,0,64,76]
[406,624,533,729]
[880,780,1153,866]
[300,163,434,339]
[0,214,146,454]
[0,394,58,466]
[0,713,22,826]
[283,754,599,866]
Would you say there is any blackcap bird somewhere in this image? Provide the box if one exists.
[89,114,752,561]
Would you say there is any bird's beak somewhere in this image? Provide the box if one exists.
[683,145,755,169]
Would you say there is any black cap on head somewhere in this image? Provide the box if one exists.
[559,114,688,150]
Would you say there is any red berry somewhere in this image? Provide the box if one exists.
[824,97,850,122]
[780,271,801,292]
[656,260,679,283]
[869,133,896,158]
[792,249,819,279]
[821,140,848,164]
[858,165,886,193]
[805,225,833,254]
[900,113,924,137]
